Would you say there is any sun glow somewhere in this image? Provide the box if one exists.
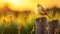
[6,0,35,11]
[7,0,23,6]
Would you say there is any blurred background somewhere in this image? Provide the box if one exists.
[0,0,60,34]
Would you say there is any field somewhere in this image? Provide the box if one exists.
[0,6,60,34]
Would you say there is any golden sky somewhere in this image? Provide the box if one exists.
[0,0,60,25]
[0,0,60,11]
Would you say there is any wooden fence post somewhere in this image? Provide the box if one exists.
[36,17,47,34]
[48,20,58,34]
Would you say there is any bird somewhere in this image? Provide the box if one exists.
[37,4,51,18]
